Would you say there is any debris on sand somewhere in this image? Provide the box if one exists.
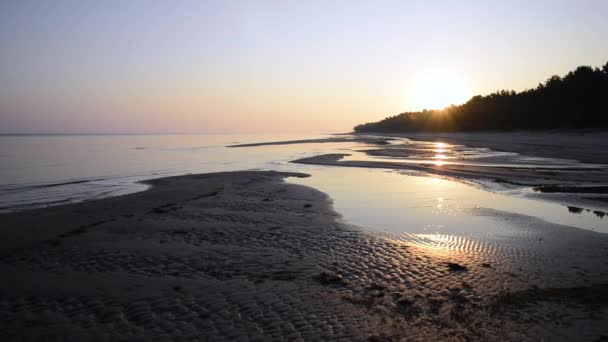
[446,262,468,272]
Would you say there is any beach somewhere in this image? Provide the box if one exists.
[3,1,607,340]
[1,167,607,340]
[363,131,608,164]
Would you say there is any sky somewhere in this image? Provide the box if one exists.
[1,0,607,134]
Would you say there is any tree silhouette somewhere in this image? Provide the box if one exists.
[354,61,608,133]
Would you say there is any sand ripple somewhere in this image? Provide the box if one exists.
[0,171,606,340]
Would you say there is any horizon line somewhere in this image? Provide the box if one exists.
[0,131,343,136]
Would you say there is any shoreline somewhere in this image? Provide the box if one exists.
[227,136,393,147]
[1,171,607,340]
[356,131,608,164]
[226,134,608,212]
[292,153,608,213]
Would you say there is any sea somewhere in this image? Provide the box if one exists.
[1,133,606,235]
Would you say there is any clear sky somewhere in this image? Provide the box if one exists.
[1,0,607,134]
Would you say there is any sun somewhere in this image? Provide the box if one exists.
[413,74,468,110]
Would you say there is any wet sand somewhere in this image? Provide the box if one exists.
[1,171,607,340]
[363,131,608,164]
[294,153,608,182]
[228,136,393,147]
[293,151,608,211]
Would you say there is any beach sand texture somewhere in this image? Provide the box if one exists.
[0,171,607,340]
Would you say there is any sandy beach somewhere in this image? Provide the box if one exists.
[232,132,608,214]
[3,1,607,340]
[1,170,607,340]
[363,131,608,164]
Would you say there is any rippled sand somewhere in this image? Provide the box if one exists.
[0,171,606,340]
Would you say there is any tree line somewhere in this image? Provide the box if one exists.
[354,61,608,133]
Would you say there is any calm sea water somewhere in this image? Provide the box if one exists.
[0,134,605,234]
[0,133,332,212]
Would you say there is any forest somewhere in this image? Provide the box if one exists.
[354,62,608,133]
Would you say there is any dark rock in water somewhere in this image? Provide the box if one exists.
[303,204,313,208]
[567,206,584,214]
[446,262,468,272]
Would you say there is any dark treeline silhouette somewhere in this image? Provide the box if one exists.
[354,61,608,133]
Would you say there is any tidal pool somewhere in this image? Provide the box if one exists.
[290,165,607,234]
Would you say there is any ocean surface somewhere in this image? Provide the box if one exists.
[0,133,325,212]
[1,134,606,234]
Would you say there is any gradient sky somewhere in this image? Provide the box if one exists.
[1,0,607,134]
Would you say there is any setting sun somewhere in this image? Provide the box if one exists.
[413,74,468,110]
[1,1,607,340]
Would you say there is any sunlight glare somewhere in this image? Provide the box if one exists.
[414,75,468,110]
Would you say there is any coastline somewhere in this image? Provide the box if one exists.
[227,136,393,147]
[292,153,608,214]
[356,131,608,164]
[233,132,608,213]
[1,171,607,340]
